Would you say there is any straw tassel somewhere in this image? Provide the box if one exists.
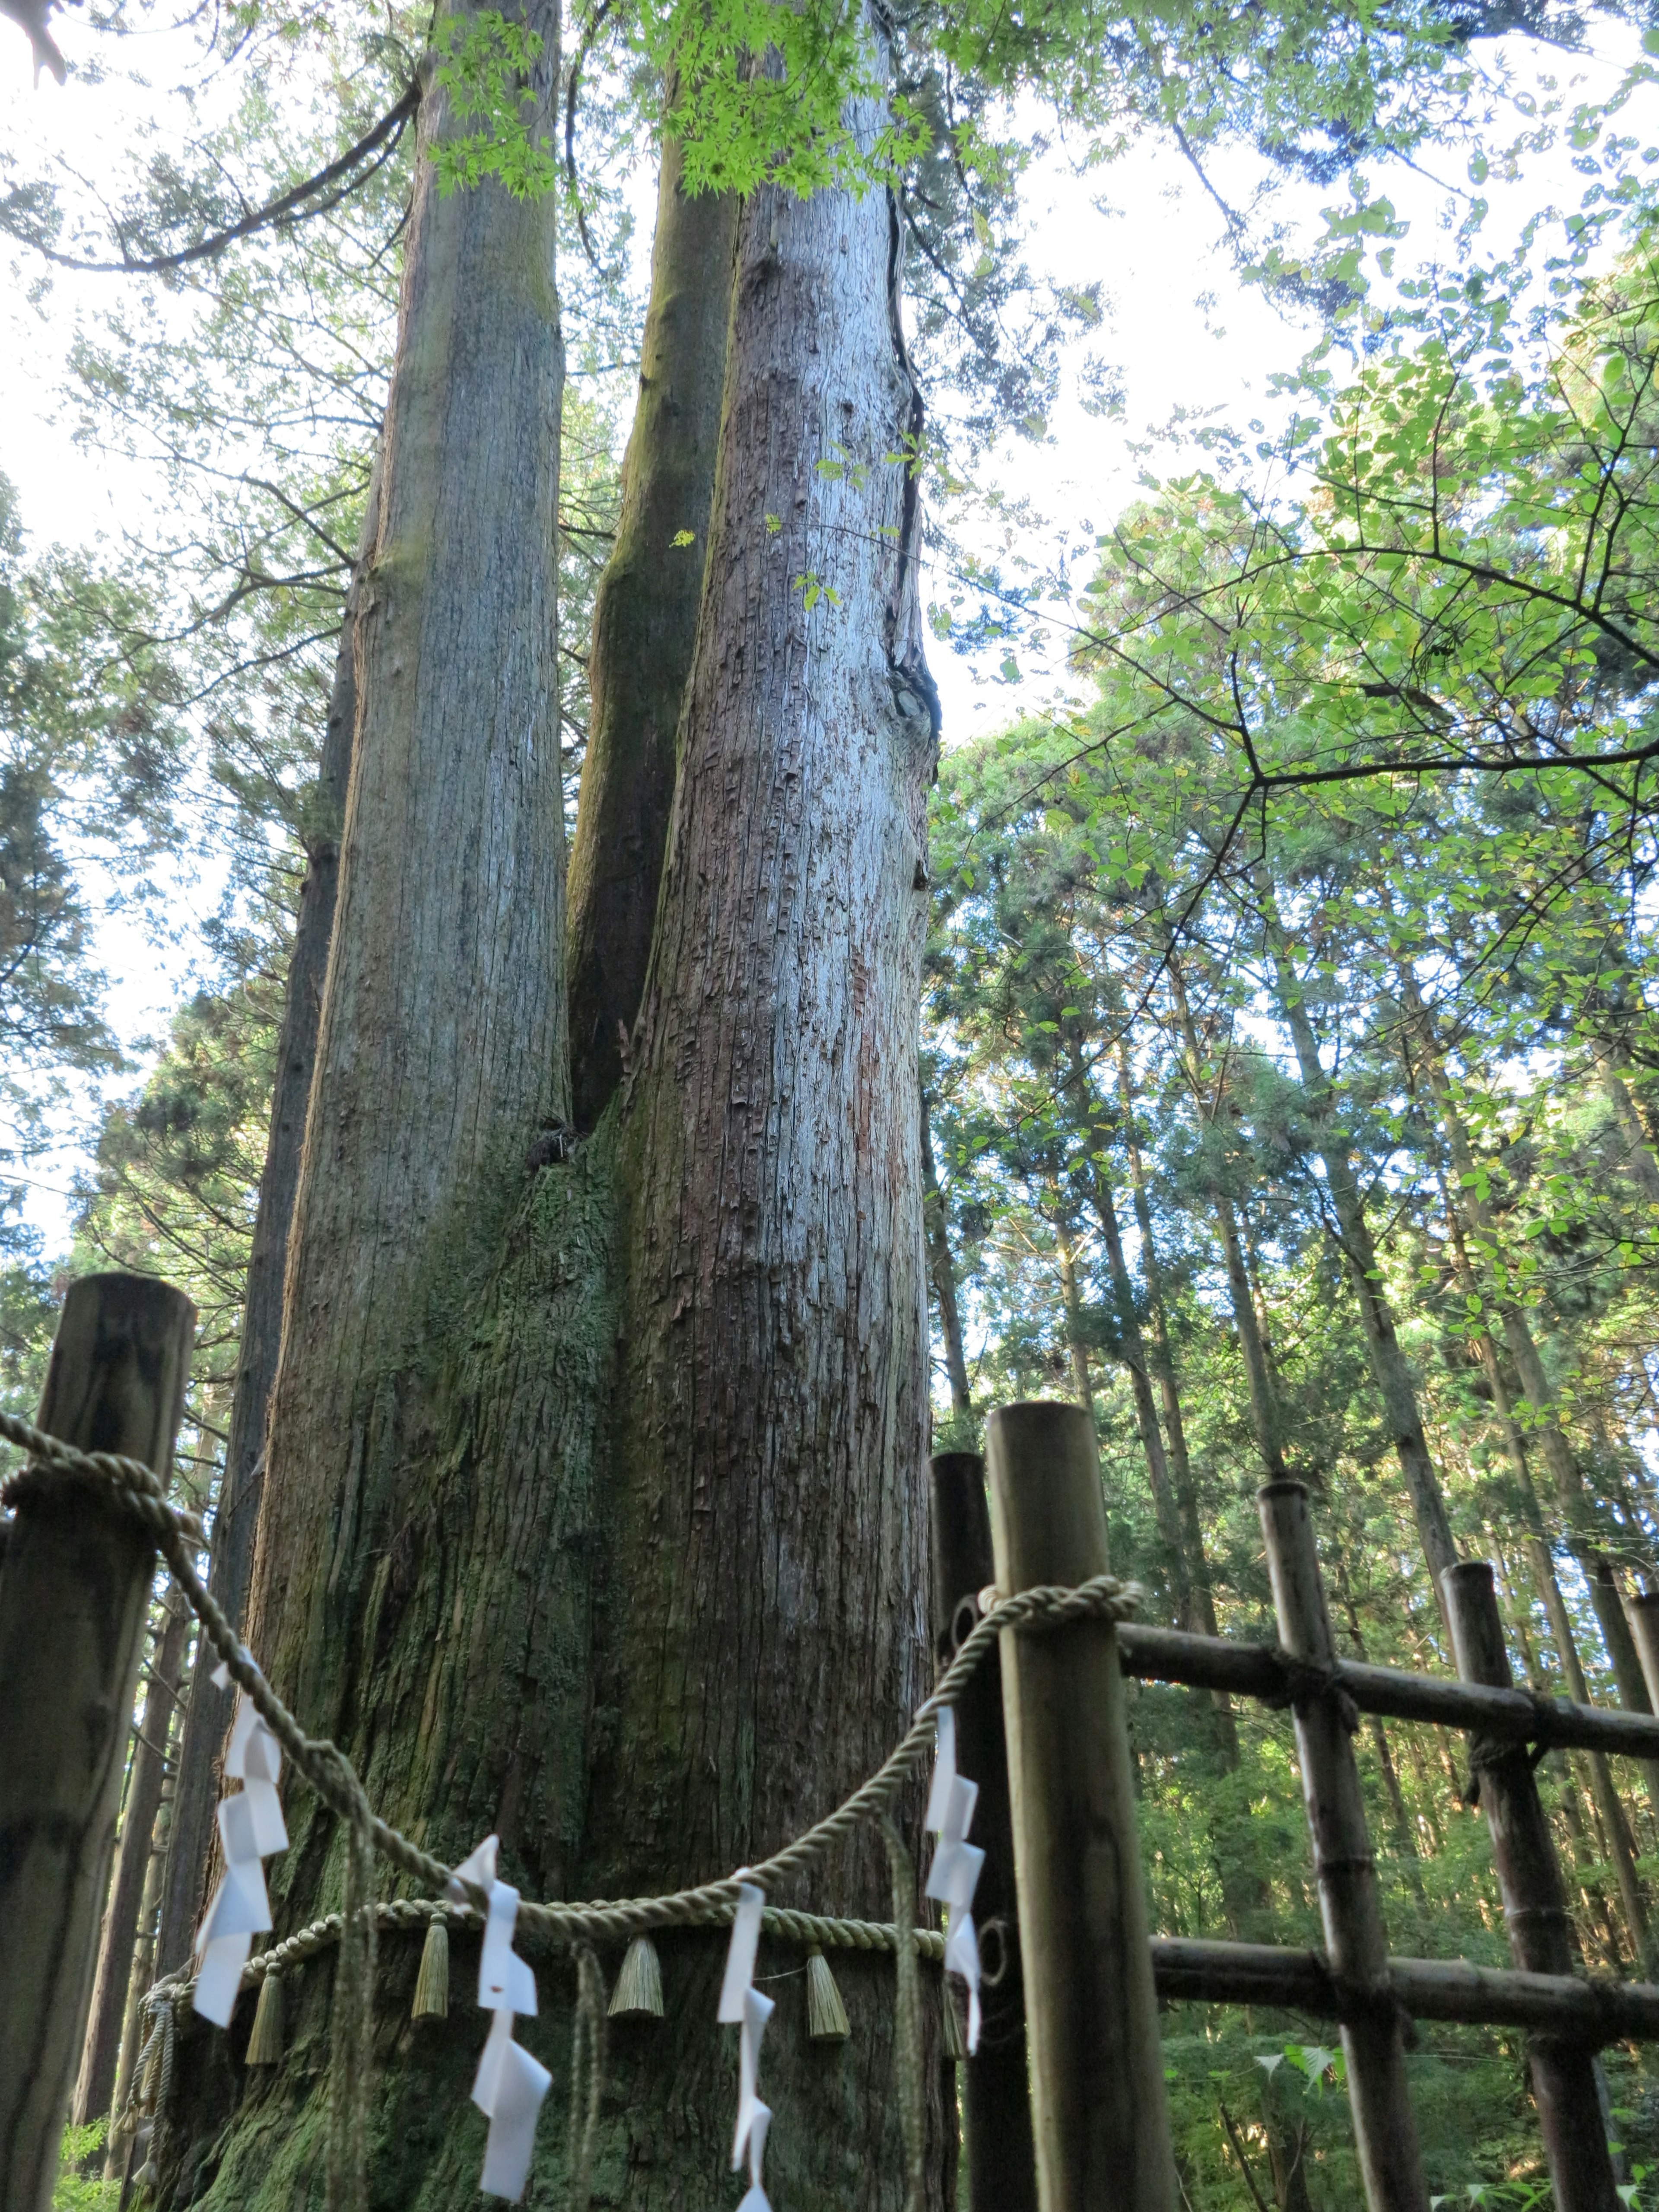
[941,1980,968,2063]
[412,1912,449,2020]
[607,1933,664,2019]
[245,1971,285,2066]
[805,1945,850,2042]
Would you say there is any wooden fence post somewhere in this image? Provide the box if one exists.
[930,1450,1039,2212]
[1258,1481,1429,2212]
[985,1400,1176,2212]
[0,1273,195,2212]
[1444,1560,1620,2212]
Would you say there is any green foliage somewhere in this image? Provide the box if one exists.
[52,2123,117,2211]
[431,10,559,200]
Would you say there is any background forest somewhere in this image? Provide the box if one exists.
[9,0,1659,2204]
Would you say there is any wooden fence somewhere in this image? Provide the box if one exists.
[955,1401,1659,2212]
[3,1277,1654,2212]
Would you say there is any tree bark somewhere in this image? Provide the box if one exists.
[156,458,381,1981]
[922,1093,973,1425]
[565,137,738,1130]
[74,1592,190,2125]
[170,18,948,2209]
[576,33,944,2195]
[242,4,568,1749]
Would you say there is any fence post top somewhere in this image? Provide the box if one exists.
[1255,1478,1309,1507]
[1444,1560,1497,1594]
[929,1449,986,1479]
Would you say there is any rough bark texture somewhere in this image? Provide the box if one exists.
[578,52,944,2199]
[165,23,946,2212]
[565,137,738,1131]
[158,15,579,2201]
[75,1592,191,2124]
[243,11,568,1751]
[158,466,379,1981]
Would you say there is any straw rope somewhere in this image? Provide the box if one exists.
[6,1409,1139,2206]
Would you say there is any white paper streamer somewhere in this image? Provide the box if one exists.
[926,1707,985,2054]
[450,1833,550,2201]
[718,1880,765,2022]
[719,1880,774,2210]
[193,1662,288,2028]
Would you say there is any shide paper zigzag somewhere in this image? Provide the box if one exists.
[924,1707,984,2053]
[719,1880,775,2212]
[193,1659,288,2026]
[449,1833,553,2201]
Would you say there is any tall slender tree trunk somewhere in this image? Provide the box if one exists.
[921,1095,973,1426]
[1260,903,1459,1604]
[1598,1052,1659,1208]
[565,139,737,1128]
[1166,953,1288,1479]
[1066,1066,1195,1626]
[74,1592,190,2124]
[1113,1041,1220,1636]
[1053,1210,1096,1422]
[106,1776,170,2177]
[1094,1046,1253,1914]
[244,6,568,1746]
[1405,966,1659,1782]
[1332,1569,1424,1894]
[156,457,381,1980]
[1433,1184,1658,1967]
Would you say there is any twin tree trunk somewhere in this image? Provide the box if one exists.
[157,460,381,1981]
[172,11,945,2209]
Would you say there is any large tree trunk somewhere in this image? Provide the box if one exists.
[565,140,737,1129]
[245,8,568,1748]
[160,13,575,2200]
[73,1592,190,2124]
[156,460,380,1980]
[577,37,944,2191]
[167,18,947,2209]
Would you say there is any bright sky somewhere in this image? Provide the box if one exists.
[2,13,1656,1253]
